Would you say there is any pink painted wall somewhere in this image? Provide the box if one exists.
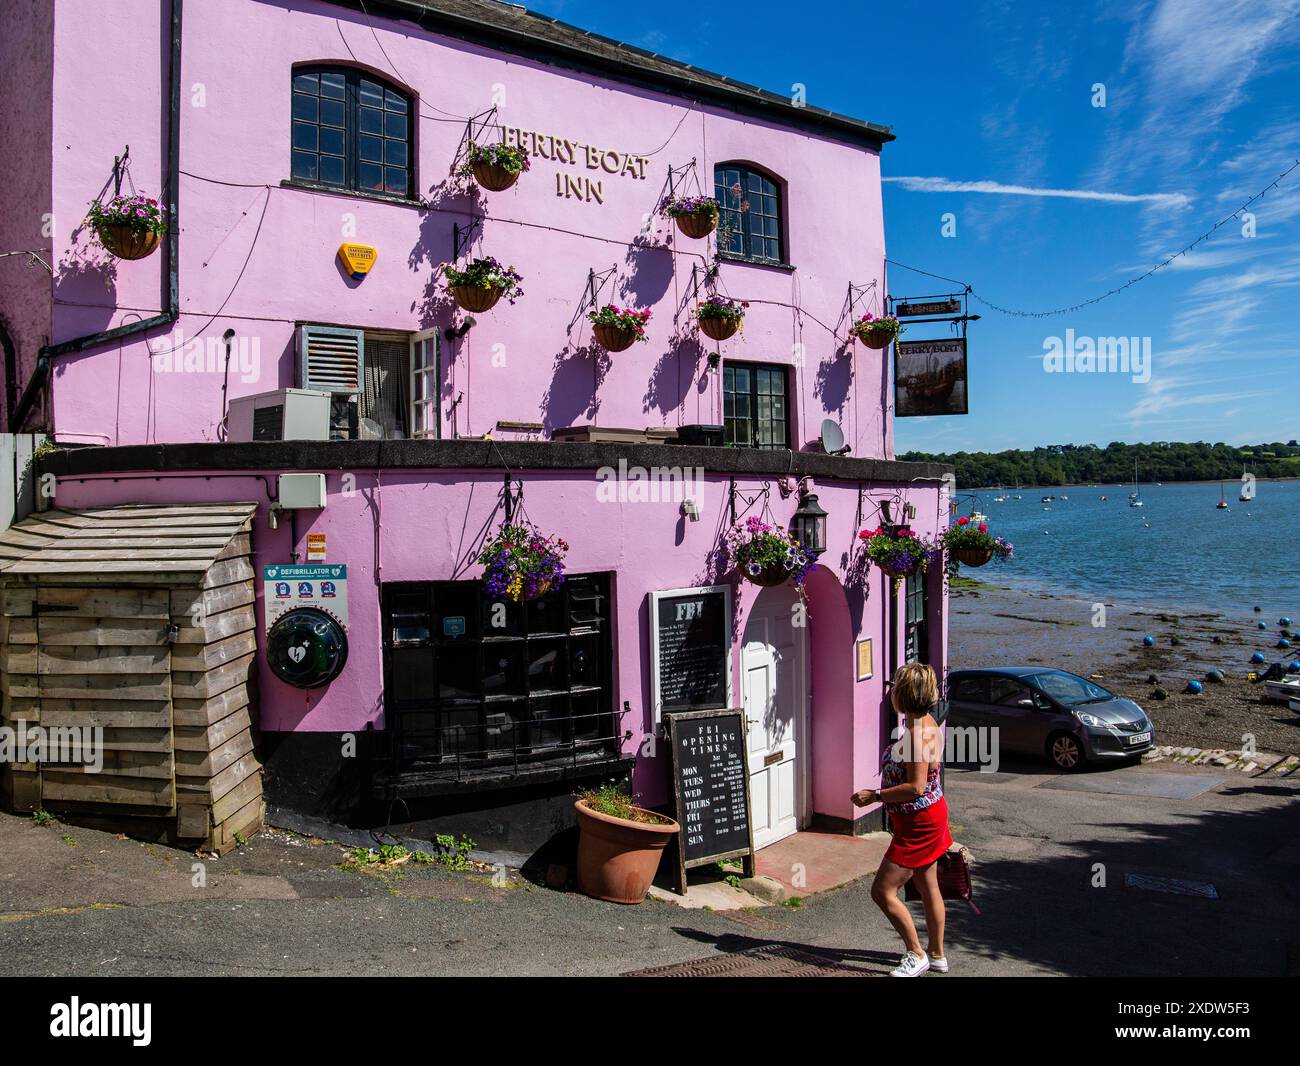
[38,0,892,456]
[49,467,945,814]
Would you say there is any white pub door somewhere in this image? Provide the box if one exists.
[741,583,808,849]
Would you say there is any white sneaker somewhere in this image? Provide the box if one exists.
[890,951,930,977]
[928,954,949,973]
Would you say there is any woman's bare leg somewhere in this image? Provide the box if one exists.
[914,861,946,959]
[870,859,923,955]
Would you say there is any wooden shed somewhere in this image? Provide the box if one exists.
[0,502,262,854]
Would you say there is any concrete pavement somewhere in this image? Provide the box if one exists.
[1,757,1296,976]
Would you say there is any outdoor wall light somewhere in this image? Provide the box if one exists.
[682,497,701,522]
[444,316,477,342]
[791,490,828,555]
[706,352,720,374]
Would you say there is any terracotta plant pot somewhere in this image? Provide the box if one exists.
[470,160,521,192]
[742,561,790,587]
[858,327,895,350]
[450,283,504,312]
[575,799,678,904]
[954,546,993,568]
[698,315,740,341]
[592,322,638,352]
[674,210,718,239]
[99,223,161,261]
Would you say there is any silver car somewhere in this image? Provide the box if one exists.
[946,667,1155,770]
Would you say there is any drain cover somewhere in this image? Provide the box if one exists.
[624,944,880,977]
[1124,873,1219,898]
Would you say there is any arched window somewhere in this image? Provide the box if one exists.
[291,66,413,198]
[714,163,783,263]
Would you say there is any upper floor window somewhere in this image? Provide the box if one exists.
[715,163,784,263]
[291,66,413,198]
[723,362,789,449]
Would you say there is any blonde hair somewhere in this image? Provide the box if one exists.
[890,662,939,718]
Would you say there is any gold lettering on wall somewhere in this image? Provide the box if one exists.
[505,125,649,206]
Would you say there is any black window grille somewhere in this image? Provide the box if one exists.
[723,362,789,449]
[905,569,929,664]
[381,574,616,776]
[715,163,784,263]
[291,66,412,197]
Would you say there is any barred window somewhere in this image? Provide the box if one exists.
[723,362,789,450]
[715,163,784,263]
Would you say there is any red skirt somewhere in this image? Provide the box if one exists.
[884,796,953,869]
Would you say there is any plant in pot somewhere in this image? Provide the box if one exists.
[459,141,531,192]
[940,516,1014,568]
[694,295,747,341]
[850,312,902,350]
[441,256,524,313]
[575,782,679,904]
[588,304,652,352]
[658,193,721,239]
[857,524,936,585]
[478,523,568,603]
[724,515,817,591]
[87,193,167,261]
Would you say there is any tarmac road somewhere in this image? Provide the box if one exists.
[1,757,1296,977]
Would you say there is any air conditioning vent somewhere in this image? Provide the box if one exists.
[297,325,364,395]
[252,405,285,441]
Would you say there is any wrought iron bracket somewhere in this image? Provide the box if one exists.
[451,217,484,261]
[566,264,618,334]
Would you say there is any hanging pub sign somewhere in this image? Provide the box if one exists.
[895,298,962,318]
[649,585,732,725]
[666,708,756,894]
[894,337,969,417]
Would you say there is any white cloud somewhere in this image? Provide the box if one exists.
[883,176,1191,208]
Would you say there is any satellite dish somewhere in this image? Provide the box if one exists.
[821,418,850,455]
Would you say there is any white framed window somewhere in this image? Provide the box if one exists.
[409,329,440,439]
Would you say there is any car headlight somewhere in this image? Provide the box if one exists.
[1073,710,1102,728]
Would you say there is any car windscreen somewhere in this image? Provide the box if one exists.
[1028,671,1113,706]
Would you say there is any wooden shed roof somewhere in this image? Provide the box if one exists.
[0,503,258,586]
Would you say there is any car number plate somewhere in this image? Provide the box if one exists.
[1128,732,1151,745]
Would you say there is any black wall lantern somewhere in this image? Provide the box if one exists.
[791,490,828,556]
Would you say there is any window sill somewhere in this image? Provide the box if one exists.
[280,178,426,211]
[717,252,797,272]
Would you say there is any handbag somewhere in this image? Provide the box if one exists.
[904,844,980,914]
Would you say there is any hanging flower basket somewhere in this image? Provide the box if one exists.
[442,257,524,313]
[478,523,568,604]
[725,516,816,592]
[87,194,167,261]
[659,195,721,239]
[459,142,530,192]
[850,313,902,350]
[451,283,503,312]
[940,517,1014,569]
[589,304,652,352]
[695,296,746,342]
[858,525,937,583]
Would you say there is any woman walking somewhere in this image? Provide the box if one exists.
[852,662,952,977]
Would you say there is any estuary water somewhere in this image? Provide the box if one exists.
[960,478,1299,618]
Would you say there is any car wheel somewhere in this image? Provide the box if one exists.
[1048,732,1084,771]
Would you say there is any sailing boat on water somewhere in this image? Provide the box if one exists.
[1239,464,1252,502]
[1129,460,1143,508]
[1217,481,1229,510]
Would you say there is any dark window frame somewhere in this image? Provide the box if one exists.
[723,361,790,450]
[290,65,414,199]
[380,574,616,776]
[905,568,930,665]
[714,162,786,264]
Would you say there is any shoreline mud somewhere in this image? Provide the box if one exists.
[948,578,1300,756]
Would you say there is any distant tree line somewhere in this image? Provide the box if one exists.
[899,440,1300,488]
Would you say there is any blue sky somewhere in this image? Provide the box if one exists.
[525,0,1300,452]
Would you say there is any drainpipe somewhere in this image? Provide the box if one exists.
[11,0,183,432]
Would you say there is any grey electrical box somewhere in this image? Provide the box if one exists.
[278,473,327,510]
[228,389,332,442]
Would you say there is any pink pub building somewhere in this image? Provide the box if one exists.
[0,0,951,864]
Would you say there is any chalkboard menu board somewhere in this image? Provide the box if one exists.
[650,586,731,722]
[666,708,755,893]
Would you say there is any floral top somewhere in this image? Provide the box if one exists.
[880,732,944,815]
